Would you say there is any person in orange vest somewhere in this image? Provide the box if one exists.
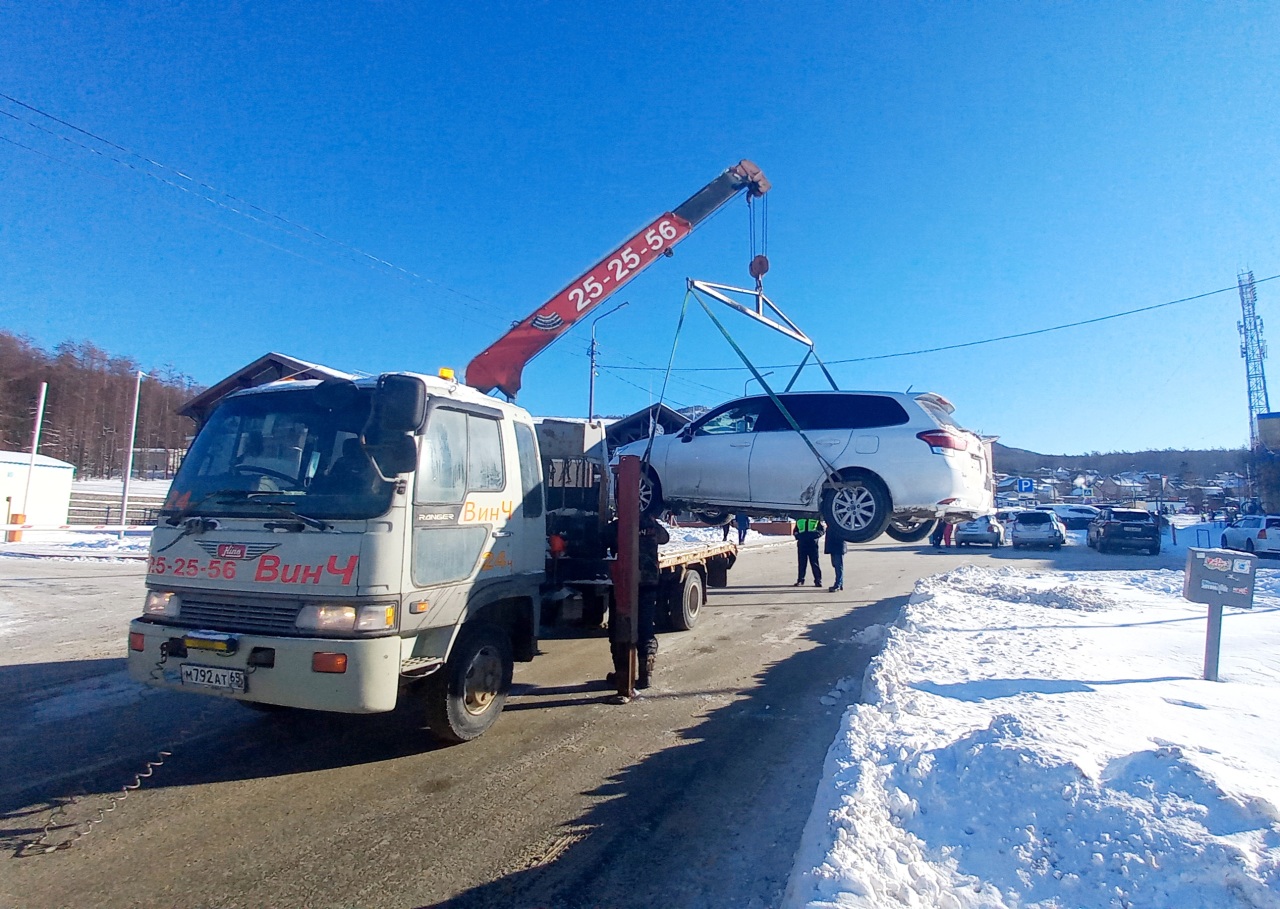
[793,516,823,587]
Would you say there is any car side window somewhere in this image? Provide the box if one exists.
[773,394,909,431]
[695,400,767,435]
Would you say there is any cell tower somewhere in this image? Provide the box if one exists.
[1238,270,1270,448]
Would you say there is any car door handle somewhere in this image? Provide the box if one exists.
[816,439,841,446]
[492,530,512,539]
[729,442,752,448]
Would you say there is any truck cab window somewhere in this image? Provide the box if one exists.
[416,409,468,504]
[467,415,505,491]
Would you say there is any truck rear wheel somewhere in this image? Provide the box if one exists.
[670,570,704,631]
[425,624,512,744]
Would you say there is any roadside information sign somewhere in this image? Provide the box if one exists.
[1183,547,1257,681]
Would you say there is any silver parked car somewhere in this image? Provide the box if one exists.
[614,390,994,544]
[955,515,1005,547]
[1010,510,1066,550]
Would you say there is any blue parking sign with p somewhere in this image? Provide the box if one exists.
[1017,478,1034,493]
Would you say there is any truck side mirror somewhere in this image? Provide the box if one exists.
[367,434,418,479]
[363,374,426,479]
[371,374,427,434]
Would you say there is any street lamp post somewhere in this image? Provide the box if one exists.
[119,371,147,541]
[744,370,775,396]
[588,302,629,419]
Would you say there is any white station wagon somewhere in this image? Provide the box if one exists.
[614,390,994,544]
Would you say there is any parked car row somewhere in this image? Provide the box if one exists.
[957,504,1161,556]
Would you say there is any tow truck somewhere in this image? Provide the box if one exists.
[126,161,769,742]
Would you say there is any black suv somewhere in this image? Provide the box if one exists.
[1087,508,1160,555]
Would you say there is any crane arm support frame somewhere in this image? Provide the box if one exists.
[464,160,769,400]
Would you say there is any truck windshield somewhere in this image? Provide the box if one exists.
[163,387,396,521]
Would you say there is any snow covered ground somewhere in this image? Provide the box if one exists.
[784,530,1280,907]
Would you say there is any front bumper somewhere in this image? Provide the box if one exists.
[127,620,402,713]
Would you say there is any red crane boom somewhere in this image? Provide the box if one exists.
[465,160,770,400]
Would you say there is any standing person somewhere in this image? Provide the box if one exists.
[721,519,731,542]
[941,520,955,548]
[825,531,845,592]
[735,512,750,545]
[930,521,946,549]
[604,512,669,691]
[793,516,823,587]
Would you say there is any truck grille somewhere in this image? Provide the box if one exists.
[179,596,303,635]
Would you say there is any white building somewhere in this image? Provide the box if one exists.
[1,451,75,524]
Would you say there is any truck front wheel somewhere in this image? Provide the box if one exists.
[425,625,513,744]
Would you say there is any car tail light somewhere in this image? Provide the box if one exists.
[917,430,968,452]
[1260,529,1268,540]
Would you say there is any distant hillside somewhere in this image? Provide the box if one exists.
[992,443,1248,481]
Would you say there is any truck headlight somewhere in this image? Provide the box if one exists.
[296,603,397,634]
[144,590,181,617]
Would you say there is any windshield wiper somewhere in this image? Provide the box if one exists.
[253,497,333,531]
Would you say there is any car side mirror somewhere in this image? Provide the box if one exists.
[680,425,694,442]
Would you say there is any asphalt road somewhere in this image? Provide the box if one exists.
[0,536,1180,909]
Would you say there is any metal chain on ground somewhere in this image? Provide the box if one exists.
[16,646,217,857]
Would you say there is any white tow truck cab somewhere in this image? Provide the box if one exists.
[127,371,546,742]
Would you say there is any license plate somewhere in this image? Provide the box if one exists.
[1124,527,1140,533]
[181,663,247,692]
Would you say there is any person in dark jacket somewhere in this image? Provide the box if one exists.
[604,513,669,691]
[793,516,823,587]
[930,521,946,549]
[735,512,750,544]
[825,532,846,591]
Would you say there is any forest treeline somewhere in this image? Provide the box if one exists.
[0,331,203,479]
[993,442,1248,481]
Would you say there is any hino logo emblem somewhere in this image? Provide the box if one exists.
[195,541,281,560]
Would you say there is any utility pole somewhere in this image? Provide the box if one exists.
[19,382,48,519]
[119,371,146,541]
[588,301,629,419]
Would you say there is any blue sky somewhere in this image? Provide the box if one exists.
[2,2,1278,454]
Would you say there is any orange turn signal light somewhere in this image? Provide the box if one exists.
[311,652,348,674]
[129,632,146,652]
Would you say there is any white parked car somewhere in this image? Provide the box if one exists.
[1036,503,1100,530]
[1220,515,1280,555]
[955,515,1005,547]
[614,390,994,544]
[1010,510,1066,550]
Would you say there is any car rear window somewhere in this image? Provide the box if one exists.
[762,394,910,432]
[1111,510,1151,522]
[916,398,959,429]
[1017,512,1051,525]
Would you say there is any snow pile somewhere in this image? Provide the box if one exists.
[786,564,1280,908]
[0,530,151,560]
[664,522,786,549]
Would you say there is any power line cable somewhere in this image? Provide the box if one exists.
[599,276,1280,373]
[0,92,506,319]
[0,91,748,401]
